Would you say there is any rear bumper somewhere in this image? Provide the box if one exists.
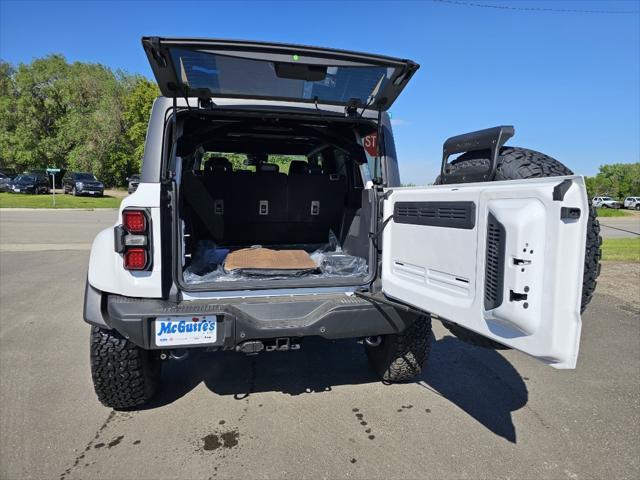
[83,282,415,350]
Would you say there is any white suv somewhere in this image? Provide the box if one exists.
[84,37,601,409]
[623,197,640,210]
[592,196,621,209]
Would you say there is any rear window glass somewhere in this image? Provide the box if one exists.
[201,153,309,175]
[171,49,393,105]
[15,175,35,182]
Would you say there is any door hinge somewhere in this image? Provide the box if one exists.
[148,37,167,68]
[553,179,573,201]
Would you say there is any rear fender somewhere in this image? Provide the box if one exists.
[88,183,163,298]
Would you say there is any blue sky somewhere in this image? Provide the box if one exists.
[1,0,638,184]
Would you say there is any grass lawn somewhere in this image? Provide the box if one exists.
[0,192,121,208]
[595,207,632,217]
[602,238,640,262]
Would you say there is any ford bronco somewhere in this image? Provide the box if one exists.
[85,37,601,409]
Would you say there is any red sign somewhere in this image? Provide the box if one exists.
[363,133,378,157]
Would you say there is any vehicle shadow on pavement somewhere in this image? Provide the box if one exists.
[420,336,527,443]
[143,335,526,443]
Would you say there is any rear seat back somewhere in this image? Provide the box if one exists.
[186,160,347,246]
[224,164,288,244]
[287,171,346,242]
[202,157,233,217]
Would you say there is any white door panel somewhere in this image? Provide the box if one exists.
[382,176,588,369]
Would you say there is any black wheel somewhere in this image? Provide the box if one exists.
[90,326,160,409]
[636,204,640,211]
[438,146,602,348]
[365,315,433,382]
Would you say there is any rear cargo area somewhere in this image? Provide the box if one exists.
[174,113,376,290]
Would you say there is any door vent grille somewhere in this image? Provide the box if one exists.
[484,212,506,310]
[394,201,476,229]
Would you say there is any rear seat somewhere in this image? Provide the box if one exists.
[287,162,346,243]
[203,157,233,217]
[225,163,289,244]
[187,160,346,246]
[181,157,234,242]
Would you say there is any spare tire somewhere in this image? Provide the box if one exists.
[438,146,602,349]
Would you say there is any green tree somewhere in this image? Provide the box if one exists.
[0,55,159,186]
[123,77,159,175]
[585,162,640,199]
[0,61,16,168]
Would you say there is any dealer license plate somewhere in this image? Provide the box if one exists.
[154,315,218,347]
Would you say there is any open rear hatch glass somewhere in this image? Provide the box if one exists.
[142,37,419,110]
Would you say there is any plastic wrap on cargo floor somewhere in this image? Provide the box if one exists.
[183,232,368,284]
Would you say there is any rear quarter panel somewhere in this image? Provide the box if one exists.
[88,183,163,298]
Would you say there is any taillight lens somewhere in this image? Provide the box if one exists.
[122,210,146,233]
[124,248,148,270]
[119,209,151,271]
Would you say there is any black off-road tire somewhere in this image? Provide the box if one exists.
[365,315,433,382]
[90,326,160,409]
[438,147,602,348]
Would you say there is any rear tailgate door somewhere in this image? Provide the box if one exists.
[142,37,418,110]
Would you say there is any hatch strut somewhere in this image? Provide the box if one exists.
[372,105,385,185]
[167,94,178,180]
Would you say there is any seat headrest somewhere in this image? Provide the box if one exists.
[256,163,279,173]
[205,156,233,174]
[212,156,232,171]
[309,164,324,175]
[288,160,309,175]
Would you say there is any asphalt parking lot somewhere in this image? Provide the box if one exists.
[598,211,640,238]
[1,209,639,480]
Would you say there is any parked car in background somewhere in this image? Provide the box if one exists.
[62,172,104,196]
[0,172,12,192]
[592,196,621,209]
[127,174,140,194]
[623,197,640,210]
[0,168,17,179]
[7,174,50,194]
[30,169,66,189]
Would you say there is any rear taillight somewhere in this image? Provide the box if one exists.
[122,210,147,233]
[116,209,152,271]
[124,248,148,270]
